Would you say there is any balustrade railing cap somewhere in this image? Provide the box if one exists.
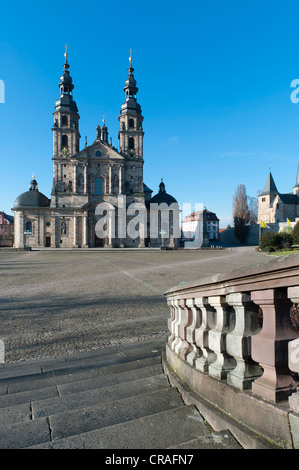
[165,254,299,297]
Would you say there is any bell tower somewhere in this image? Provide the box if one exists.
[118,52,144,159]
[52,47,80,159]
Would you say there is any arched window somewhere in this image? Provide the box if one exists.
[25,220,32,233]
[95,177,103,196]
[128,118,134,128]
[61,115,68,126]
[129,137,135,150]
[61,135,68,149]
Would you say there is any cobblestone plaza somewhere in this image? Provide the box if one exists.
[0,248,270,362]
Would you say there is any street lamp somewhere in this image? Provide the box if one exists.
[24,230,32,249]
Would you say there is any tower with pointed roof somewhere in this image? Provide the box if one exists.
[118,53,144,160]
[52,47,80,159]
[293,162,299,195]
[258,164,299,224]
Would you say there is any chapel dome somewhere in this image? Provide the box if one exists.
[149,179,178,205]
[14,174,50,209]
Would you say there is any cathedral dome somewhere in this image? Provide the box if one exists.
[149,179,178,205]
[14,175,50,209]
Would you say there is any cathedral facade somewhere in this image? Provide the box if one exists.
[13,51,180,249]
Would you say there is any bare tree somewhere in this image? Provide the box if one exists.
[248,196,258,225]
[233,184,250,243]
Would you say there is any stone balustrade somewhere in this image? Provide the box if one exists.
[163,255,299,448]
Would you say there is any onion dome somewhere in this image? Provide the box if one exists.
[120,53,142,116]
[54,47,78,113]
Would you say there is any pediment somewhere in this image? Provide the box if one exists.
[87,140,124,160]
[70,139,125,164]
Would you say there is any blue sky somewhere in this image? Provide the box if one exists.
[1,0,299,227]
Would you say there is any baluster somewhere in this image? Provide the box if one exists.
[185,298,201,366]
[170,298,181,352]
[286,286,299,383]
[226,292,262,390]
[194,297,216,372]
[208,296,236,379]
[167,297,176,348]
[170,299,187,356]
[287,286,299,448]
[251,288,298,402]
[173,299,192,360]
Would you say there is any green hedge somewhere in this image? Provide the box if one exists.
[293,221,299,244]
[259,230,293,252]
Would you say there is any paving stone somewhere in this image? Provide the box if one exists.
[0,248,270,363]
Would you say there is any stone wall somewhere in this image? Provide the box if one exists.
[0,235,13,247]
[219,224,280,246]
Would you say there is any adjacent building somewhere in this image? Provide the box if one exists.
[258,164,299,226]
[0,211,14,246]
[181,209,219,242]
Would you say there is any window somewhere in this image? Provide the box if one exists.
[262,197,266,202]
[129,118,134,128]
[25,220,32,233]
[129,137,134,150]
[61,115,68,126]
[61,135,68,149]
[95,177,103,196]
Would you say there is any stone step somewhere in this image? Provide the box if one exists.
[168,430,242,449]
[0,363,165,425]
[30,405,216,449]
[0,339,243,449]
[0,357,162,396]
[0,369,168,414]
[0,339,164,384]
[32,374,170,420]
[0,388,183,449]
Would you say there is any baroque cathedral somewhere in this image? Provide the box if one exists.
[13,50,180,249]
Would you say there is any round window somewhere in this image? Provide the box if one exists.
[46,221,51,227]
[95,151,102,157]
